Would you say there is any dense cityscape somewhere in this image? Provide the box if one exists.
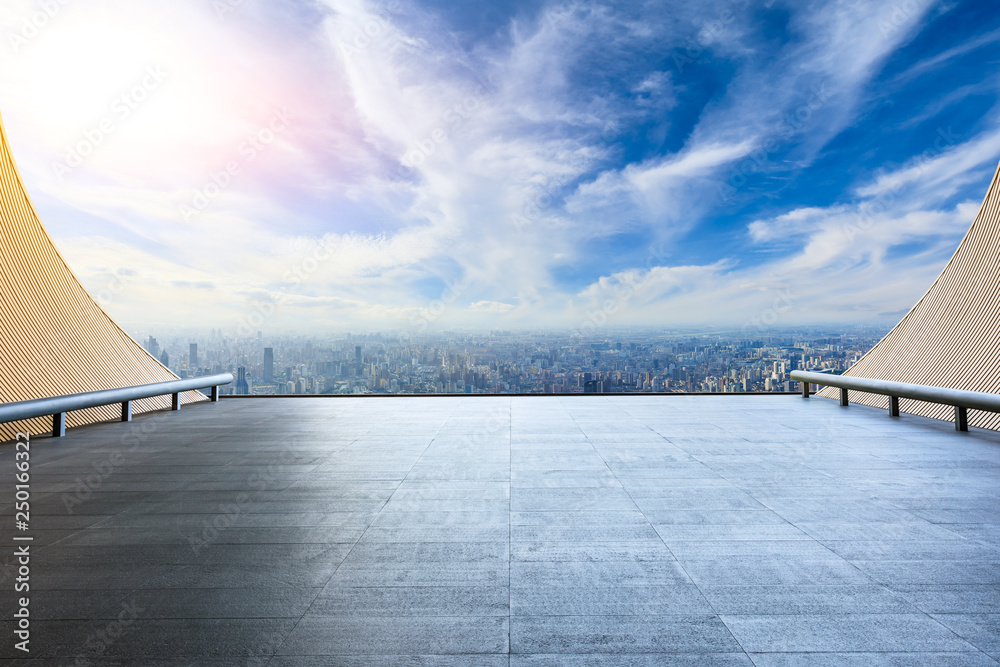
[133,328,889,395]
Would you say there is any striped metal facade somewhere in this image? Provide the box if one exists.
[0,112,204,442]
[817,160,1000,430]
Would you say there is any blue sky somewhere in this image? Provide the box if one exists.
[1,0,998,334]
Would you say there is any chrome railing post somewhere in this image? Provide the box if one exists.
[52,412,65,437]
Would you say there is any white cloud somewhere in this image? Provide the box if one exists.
[469,300,515,313]
[748,207,840,244]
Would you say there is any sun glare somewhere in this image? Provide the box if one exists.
[8,2,299,186]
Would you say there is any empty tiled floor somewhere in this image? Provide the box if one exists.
[2,395,1000,664]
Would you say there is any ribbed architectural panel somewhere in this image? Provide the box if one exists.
[817,160,1000,430]
[0,112,204,442]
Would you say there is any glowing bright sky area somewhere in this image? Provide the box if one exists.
[1,0,998,334]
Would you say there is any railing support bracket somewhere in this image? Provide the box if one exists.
[955,405,969,432]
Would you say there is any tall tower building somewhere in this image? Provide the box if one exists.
[145,336,159,358]
[263,347,274,383]
[235,367,250,395]
[355,345,362,362]
[189,343,198,368]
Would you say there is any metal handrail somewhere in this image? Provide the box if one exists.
[790,369,1000,432]
[0,373,233,437]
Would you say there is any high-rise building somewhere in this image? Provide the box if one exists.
[145,336,159,358]
[263,347,274,383]
[235,367,250,395]
[355,345,362,362]
[189,343,198,368]
[159,350,170,367]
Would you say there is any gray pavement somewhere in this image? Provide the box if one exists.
[1,395,1000,664]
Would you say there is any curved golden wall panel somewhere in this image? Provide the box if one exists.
[0,112,204,442]
[817,160,1000,430]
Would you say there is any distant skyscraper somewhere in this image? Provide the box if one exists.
[263,347,274,383]
[145,336,159,358]
[159,350,169,367]
[235,367,249,395]
[355,345,362,362]
[189,343,198,368]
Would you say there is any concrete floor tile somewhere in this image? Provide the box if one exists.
[511,615,741,653]
[276,615,509,655]
[721,614,977,653]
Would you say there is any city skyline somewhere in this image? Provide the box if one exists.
[1,1,998,332]
[137,327,887,395]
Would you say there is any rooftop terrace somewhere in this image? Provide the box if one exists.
[2,395,1000,664]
